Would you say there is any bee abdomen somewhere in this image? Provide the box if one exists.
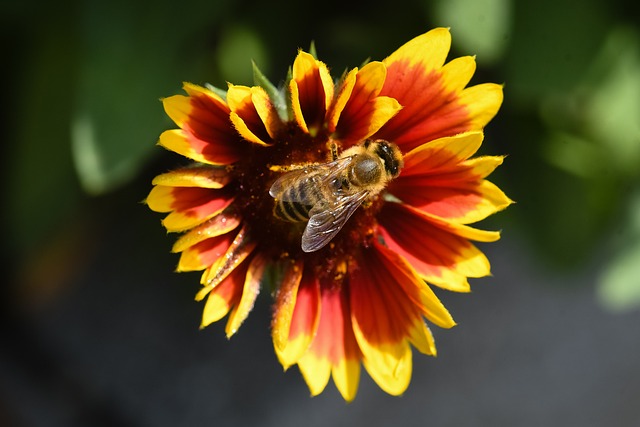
[274,199,311,222]
[273,184,315,222]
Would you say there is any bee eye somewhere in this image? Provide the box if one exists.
[353,157,381,184]
[375,141,402,177]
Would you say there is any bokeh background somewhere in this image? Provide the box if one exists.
[2,0,640,425]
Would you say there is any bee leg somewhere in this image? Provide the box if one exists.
[268,163,309,172]
[328,140,339,160]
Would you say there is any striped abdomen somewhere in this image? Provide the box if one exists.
[272,174,336,222]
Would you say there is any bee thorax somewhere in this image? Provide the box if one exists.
[350,156,382,186]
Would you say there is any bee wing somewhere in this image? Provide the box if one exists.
[269,157,353,204]
[301,190,370,252]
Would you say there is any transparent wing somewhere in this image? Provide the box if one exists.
[269,157,353,204]
[301,190,370,252]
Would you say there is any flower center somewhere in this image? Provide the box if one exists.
[229,124,384,280]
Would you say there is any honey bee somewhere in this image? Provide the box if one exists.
[269,139,404,252]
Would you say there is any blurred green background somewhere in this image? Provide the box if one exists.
[2,0,639,425]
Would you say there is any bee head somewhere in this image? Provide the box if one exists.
[372,140,403,178]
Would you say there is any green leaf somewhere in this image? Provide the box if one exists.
[598,241,640,312]
[215,25,269,86]
[308,40,318,59]
[71,0,232,195]
[252,61,289,122]
[204,83,229,102]
[431,0,511,65]
[598,189,640,312]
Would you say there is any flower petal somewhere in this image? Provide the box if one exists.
[326,68,357,133]
[349,244,443,396]
[161,83,243,164]
[151,165,231,189]
[227,84,272,146]
[334,62,402,145]
[359,338,412,396]
[177,232,234,272]
[201,259,248,329]
[457,83,504,131]
[376,28,503,151]
[371,241,456,328]
[440,56,476,93]
[163,83,227,128]
[225,253,267,337]
[408,320,437,356]
[171,211,242,253]
[146,186,235,232]
[394,180,512,224]
[297,286,361,401]
[391,132,513,223]
[251,86,283,139]
[196,225,257,298]
[290,51,334,135]
[272,259,306,355]
[298,350,332,397]
[383,28,451,75]
[159,129,242,165]
[400,131,484,174]
[378,202,496,292]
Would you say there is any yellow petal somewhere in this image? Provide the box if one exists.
[426,213,502,242]
[225,254,267,337]
[298,352,332,397]
[356,335,412,397]
[440,55,476,93]
[292,52,334,111]
[195,226,256,299]
[272,259,305,351]
[145,185,175,213]
[225,84,252,112]
[201,290,233,328]
[384,27,451,72]
[452,243,493,279]
[252,86,282,139]
[162,94,192,128]
[332,357,361,402]
[408,320,437,356]
[420,268,471,293]
[458,83,504,130]
[402,131,485,174]
[151,166,230,189]
[326,68,357,133]
[158,129,241,165]
[462,155,505,179]
[290,51,334,134]
[289,80,308,134]
[163,82,228,129]
[230,111,270,146]
[171,213,241,253]
[200,264,246,329]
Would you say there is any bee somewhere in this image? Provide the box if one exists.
[269,139,404,252]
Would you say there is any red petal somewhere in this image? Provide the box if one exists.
[162,83,245,164]
[349,246,423,345]
[200,258,249,328]
[376,63,470,152]
[227,84,273,145]
[378,202,494,289]
[290,51,333,134]
[334,62,401,145]
[177,232,234,272]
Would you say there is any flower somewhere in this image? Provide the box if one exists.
[146,27,511,401]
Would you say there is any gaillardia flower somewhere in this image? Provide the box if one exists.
[147,28,511,400]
